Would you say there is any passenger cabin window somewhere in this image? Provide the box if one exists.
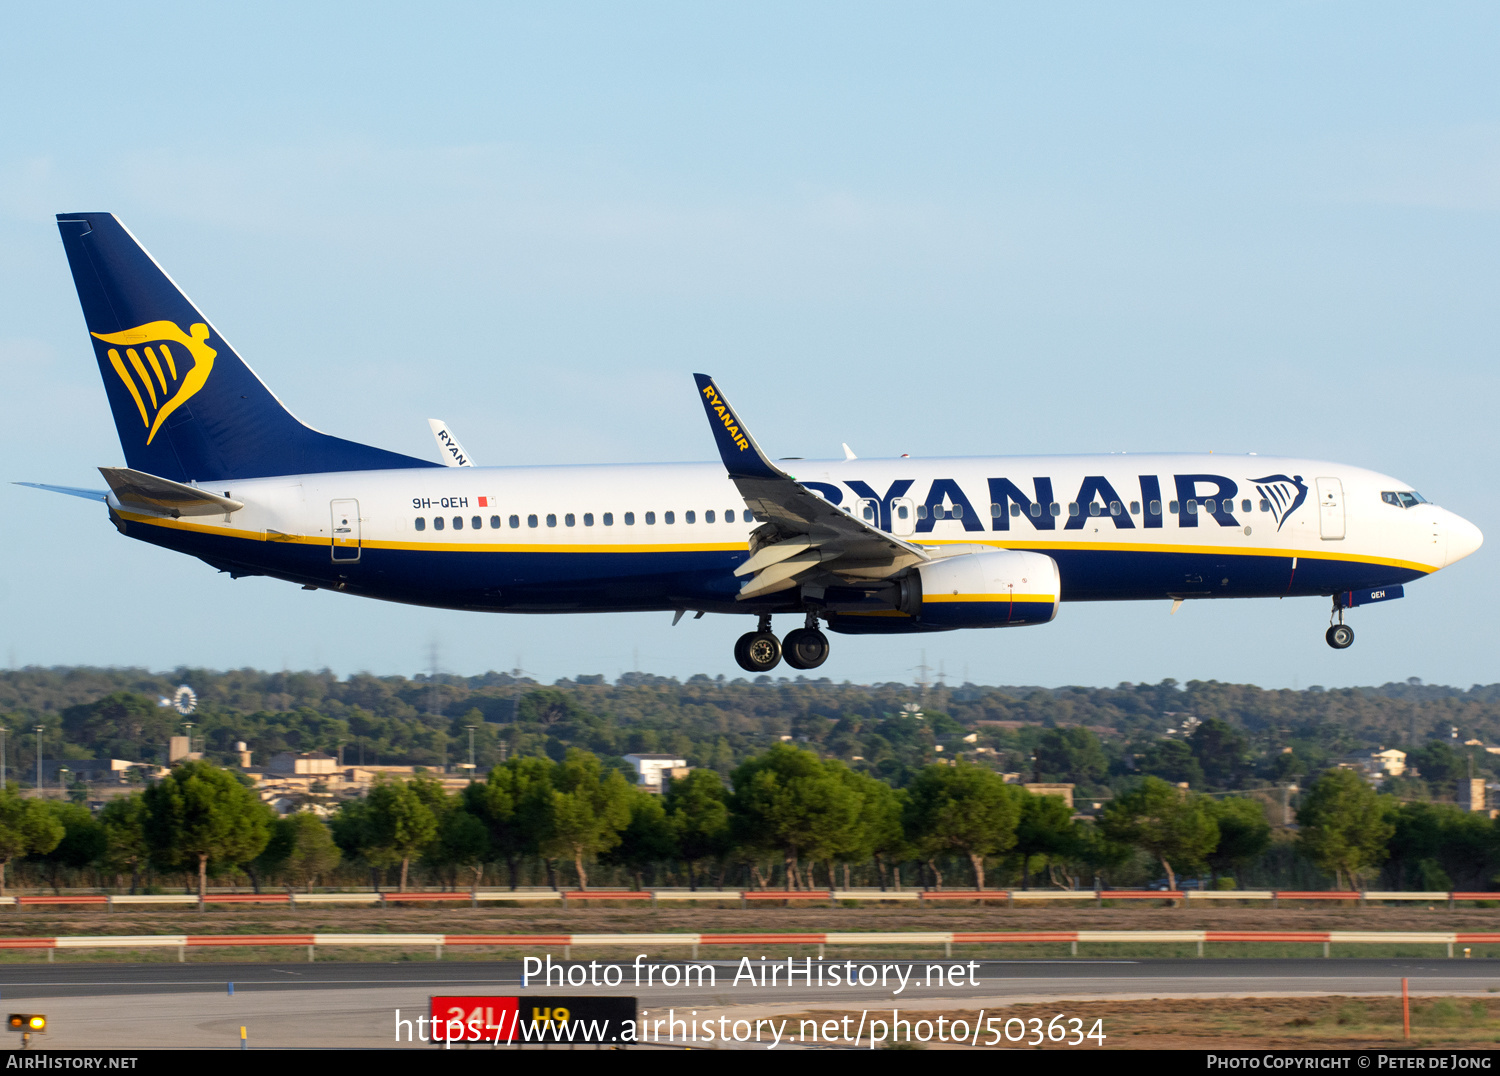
[685,510,695,524]
[624,512,635,525]
[1068,503,1081,517]
[415,517,426,531]
[1129,501,1141,515]
[646,511,656,525]
[664,511,675,524]
[1030,503,1041,517]
[584,513,594,526]
[1240,499,1252,513]
[527,514,538,528]
[1187,500,1198,514]
[725,509,735,522]
[472,516,481,530]
[1110,501,1122,515]
[490,515,501,529]
[509,514,520,528]
[705,510,715,523]
[565,513,575,527]
[1259,499,1270,512]
[452,516,463,530]
[1149,500,1161,515]
[433,516,445,531]
[1049,502,1061,516]
[546,513,557,527]
[1169,500,1180,514]
[916,505,928,519]
[603,512,614,526]
[1088,502,1101,517]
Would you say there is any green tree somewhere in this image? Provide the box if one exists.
[283,812,342,891]
[1296,769,1396,889]
[1032,727,1108,787]
[249,815,297,892]
[903,761,1024,890]
[1013,790,1079,889]
[1190,719,1251,790]
[663,769,730,890]
[731,744,861,890]
[841,769,908,891]
[464,756,556,888]
[543,749,632,889]
[602,788,676,890]
[430,808,489,893]
[1204,797,1272,886]
[0,791,63,894]
[100,794,150,893]
[1100,776,1219,890]
[360,776,440,892]
[1139,739,1205,789]
[143,761,271,907]
[34,802,105,893]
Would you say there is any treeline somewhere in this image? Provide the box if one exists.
[10,747,1500,895]
[6,668,1500,798]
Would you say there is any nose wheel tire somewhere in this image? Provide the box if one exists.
[734,631,782,672]
[783,627,830,670]
[1326,624,1355,649]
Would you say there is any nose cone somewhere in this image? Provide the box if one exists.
[1444,510,1483,567]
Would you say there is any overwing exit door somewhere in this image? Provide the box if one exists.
[1316,479,1344,541]
[331,499,361,561]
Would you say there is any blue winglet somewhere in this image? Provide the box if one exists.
[692,374,782,480]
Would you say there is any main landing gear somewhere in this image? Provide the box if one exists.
[734,613,831,673]
[1326,598,1355,650]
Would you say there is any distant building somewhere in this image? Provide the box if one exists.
[266,752,338,776]
[1372,749,1407,776]
[1024,783,1076,809]
[622,754,688,791]
[1460,777,1486,813]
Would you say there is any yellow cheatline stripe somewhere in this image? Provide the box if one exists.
[839,609,911,618]
[117,514,744,553]
[921,537,1436,576]
[106,350,149,426]
[116,514,1438,574]
[924,593,1057,604]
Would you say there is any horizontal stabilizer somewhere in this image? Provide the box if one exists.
[98,467,243,518]
[14,482,108,503]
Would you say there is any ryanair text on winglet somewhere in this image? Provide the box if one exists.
[701,384,750,452]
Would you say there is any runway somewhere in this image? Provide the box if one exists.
[2,960,1493,1048]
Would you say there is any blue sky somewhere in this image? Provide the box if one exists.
[2,3,1497,689]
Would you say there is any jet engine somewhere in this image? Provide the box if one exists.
[896,549,1061,629]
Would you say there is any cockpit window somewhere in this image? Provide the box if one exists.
[1381,491,1428,509]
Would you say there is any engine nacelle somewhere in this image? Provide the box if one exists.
[900,549,1061,629]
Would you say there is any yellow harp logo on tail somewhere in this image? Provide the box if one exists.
[91,321,216,445]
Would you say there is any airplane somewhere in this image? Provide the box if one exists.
[23,213,1483,673]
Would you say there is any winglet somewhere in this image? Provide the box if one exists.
[692,374,783,480]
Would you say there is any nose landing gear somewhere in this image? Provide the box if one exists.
[1326,598,1355,649]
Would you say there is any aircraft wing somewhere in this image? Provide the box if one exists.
[693,373,929,599]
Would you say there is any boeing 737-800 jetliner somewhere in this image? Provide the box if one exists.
[25,214,1483,672]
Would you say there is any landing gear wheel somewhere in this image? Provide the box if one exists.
[734,631,783,673]
[782,628,830,670]
[1326,624,1355,649]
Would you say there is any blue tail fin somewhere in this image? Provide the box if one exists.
[55,213,437,483]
